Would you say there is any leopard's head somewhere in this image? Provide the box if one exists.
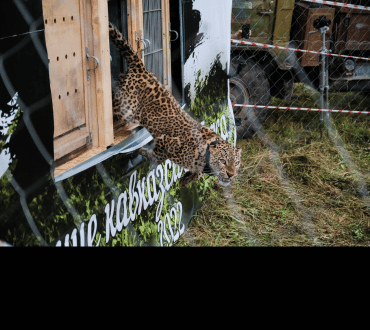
[204,139,241,185]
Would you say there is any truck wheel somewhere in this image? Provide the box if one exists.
[229,59,271,139]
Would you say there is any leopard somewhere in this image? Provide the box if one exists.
[109,22,241,187]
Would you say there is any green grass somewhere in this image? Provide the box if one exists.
[176,84,370,246]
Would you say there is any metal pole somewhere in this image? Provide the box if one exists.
[321,26,330,138]
[319,51,324,139]
[311,25,330,139]
[320,28,326,138]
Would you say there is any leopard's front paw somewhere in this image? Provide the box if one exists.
[138,147,150,158]
[139,147,163,165]
[179,171,193,188]
[179,176,189,188]
[179,171,203,188]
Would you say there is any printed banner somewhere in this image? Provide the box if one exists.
[0,0,233,247]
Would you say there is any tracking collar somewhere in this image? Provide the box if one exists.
[203,139,220,174]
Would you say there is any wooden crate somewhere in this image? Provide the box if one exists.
[43,0,172,177]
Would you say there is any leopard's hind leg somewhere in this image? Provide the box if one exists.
[112,75,140,130]
[139,134,181,165]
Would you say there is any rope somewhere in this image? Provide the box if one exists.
[0,29,45,41]
[232,104,370,114]
[302,0,370,11]
[231,39,370,62]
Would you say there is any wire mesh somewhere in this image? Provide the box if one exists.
[0,0,202,247]
[2,0,370,246]
[228,0,370,245]
[0,0,151,247]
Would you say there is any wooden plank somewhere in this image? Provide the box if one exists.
[127,0,143,59]
[76,0,92,146]
[91,0,114,148]
[54,146,106,177]
[162,0,171,91]
[54,126,88,160]
[54,127,132,178]
[136,0,144,59]
[81,0,99,148]
[113,128,133,145]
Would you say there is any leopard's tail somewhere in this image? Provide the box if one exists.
[109,22,140,65]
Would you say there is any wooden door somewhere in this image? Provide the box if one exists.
[42,0,113,161]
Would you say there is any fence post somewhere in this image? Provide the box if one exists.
[310,16,331,138]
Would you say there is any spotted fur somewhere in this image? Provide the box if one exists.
[109,22,241,187]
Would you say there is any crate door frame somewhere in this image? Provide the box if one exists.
[127,0,171,91]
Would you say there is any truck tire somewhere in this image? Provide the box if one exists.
[229,58,271,139]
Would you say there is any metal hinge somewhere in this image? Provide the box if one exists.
[86,132,92,148]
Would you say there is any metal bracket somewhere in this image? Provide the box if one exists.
[140,38,150,51]
[169,21,179,42]
[257,11,273,15]
[137,30,150,55]
[170,29,179,42]
[86,47,100,81]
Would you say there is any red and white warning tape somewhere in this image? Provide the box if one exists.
[231,39,370,62]
[232,104,370,114]
[302,0,370,11]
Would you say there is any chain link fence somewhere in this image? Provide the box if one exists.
[2,0,370,246]
[0,0,156,247]
[226,0,370,245]
[230,0,370,138]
